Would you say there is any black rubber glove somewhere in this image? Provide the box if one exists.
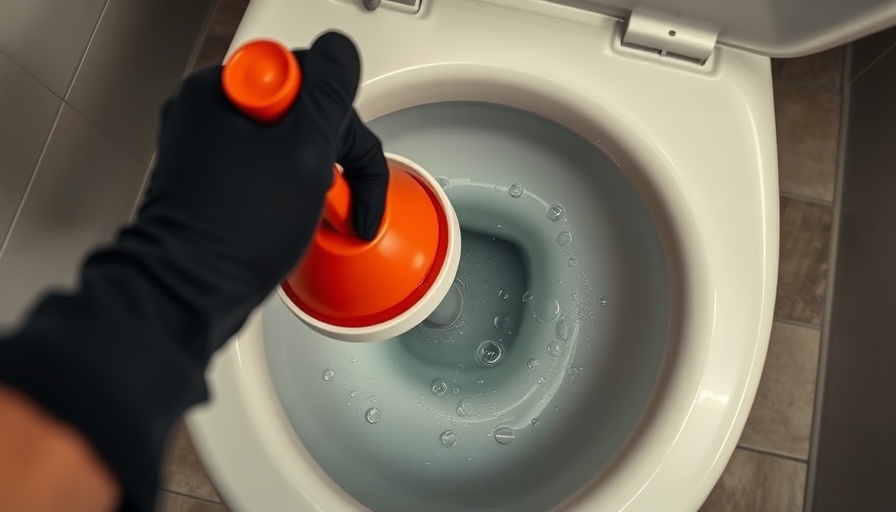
[150,31,389,300]
[0,31,387,512]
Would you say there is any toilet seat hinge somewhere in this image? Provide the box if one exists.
[621,6,719,65]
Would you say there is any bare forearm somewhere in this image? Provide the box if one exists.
[0,223,232,512]
[0,386,120,512]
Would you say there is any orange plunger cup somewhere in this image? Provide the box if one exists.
[221,39,461,342]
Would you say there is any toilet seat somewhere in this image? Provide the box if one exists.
[188,1,895,510]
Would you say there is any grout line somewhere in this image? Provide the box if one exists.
[0,103,65,261]
[0,52,64,101]
[847,39,896,85]
[51,102,150,174]
[779,191,834,207]
[737,445,808,464]
[159,489,223,505]
[772,317,823,331]
[773,76,842,95]
[803,45,851,512]
[64,0,111,100]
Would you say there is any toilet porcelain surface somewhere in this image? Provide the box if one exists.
[263,99,672,512]
[188,0,785,510]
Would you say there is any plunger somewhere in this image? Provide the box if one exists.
[221,39,461,342]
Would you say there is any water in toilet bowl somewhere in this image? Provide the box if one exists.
[262,102,670,512]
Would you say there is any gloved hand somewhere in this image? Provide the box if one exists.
[148,30,389,310]
[0,31,386,512]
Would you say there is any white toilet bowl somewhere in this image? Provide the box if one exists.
[187,1,896,510]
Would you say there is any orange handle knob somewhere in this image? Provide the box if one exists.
[221,39,356,238]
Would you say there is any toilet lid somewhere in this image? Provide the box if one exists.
[555,0,896,56]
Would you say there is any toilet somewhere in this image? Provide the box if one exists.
[187,1,895,511]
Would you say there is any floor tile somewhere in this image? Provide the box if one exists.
[0,106,145,329]
[700,449,806,512]
[66,0,214,165]
[0,0,106,96]
[774,197,833,326]
[193,36,232,71]
[155,491,228,512]
[774,82,840,203]
[0,53,61,243]
[773,47,843,91]
[206,0,250,40]
[739,322,820,460]
[161,422,221,503]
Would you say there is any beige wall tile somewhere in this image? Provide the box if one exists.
[774,82,840,203]
[161,423,221,503]
[739,322,820,460]
[155,491,228,512]
[774,197,832,325]
[700,449,806,512]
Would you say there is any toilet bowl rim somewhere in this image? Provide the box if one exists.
[188,60,774,512]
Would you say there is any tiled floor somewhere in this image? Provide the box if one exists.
[156,491,228,512]
[156,2,841,511]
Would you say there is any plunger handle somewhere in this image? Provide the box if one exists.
[221,39,355,238]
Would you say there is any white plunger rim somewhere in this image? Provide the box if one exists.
[277,152,462,343]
